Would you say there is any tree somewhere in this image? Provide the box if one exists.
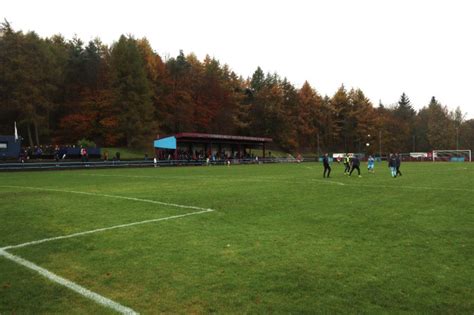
[425,97,456,149]
[0,22,59,146]
[348,89,377,153]
[137,38,170,136]
[57,39,117,145]
[331,85,351,151]
[459,119,474,151]
[296,81,321,150]
[278,78,299,150]
[319,95,337,152]
[165,50,194,132]
[393,93,416,151]
[110,35,155,147]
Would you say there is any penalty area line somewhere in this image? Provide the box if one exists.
[0,249,138,315]
[0,185,217,314]
[2,209,214,251]
[0,185,213,212]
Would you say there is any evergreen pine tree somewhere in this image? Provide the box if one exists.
[110,35,154,147]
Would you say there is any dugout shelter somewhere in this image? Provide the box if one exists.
[154,133,273,160]
[0,135,21,159]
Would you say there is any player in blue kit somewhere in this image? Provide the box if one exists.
[367,155,375,173]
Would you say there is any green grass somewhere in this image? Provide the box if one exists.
[0,162,473,314]
[102,147,154,160]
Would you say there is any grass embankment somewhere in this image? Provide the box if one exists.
[101,147,154,160]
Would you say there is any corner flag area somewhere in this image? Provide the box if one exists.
[0,162,473,313]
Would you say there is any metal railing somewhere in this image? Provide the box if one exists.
[0,157,303,171]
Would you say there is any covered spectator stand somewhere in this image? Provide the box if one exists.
[154,133,272,161]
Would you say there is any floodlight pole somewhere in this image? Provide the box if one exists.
[378,130,382,159]
[317,133,320,157]
[456,127,459,151]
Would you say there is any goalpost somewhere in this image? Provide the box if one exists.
[432,150,472,162]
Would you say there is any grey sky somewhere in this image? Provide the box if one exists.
[4,0,474,118]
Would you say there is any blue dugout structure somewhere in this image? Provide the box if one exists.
[154,136,177,150]
[0,136,21,159]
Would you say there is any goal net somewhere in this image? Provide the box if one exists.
[432,150,472,162]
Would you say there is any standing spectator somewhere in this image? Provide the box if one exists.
[116,151,121,161]
[81,147,88,163]
[395,153,402,176]
[19,148,27,163]
[349,155,361,177]
[35,146,43,159]
[104,150,109,161]
[54,145,60,163]
[322,153,331,178]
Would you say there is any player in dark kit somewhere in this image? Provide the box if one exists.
[349,155,361,177]
[389,153,397,177]
[395,153,402,176]
[322,153,331,178]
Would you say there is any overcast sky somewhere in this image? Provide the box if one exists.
[4,0,474,118]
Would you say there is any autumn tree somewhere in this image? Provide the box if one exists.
[137,38,170,136]
[425,97,456,149]
[348,89,377,153]
[459,119,474,151]
[2,21,473,154]
[296,81,321,150]
[331,85,351,151]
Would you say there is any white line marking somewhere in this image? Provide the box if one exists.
[309,178,346,186]
[0,185,217,313]
[2,209,214,251]
[0,249,138,315]
[77,173,158,179]
[0,185,213,212]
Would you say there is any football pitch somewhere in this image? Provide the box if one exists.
[0,162,473,314]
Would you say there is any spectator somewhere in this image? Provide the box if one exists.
[54,146,60,163]
[81,147,88,163]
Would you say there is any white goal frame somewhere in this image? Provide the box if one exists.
[432,150,471,162]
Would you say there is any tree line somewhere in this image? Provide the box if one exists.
[1,21,473,154]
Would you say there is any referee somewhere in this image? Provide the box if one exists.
[343,154,351,174]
